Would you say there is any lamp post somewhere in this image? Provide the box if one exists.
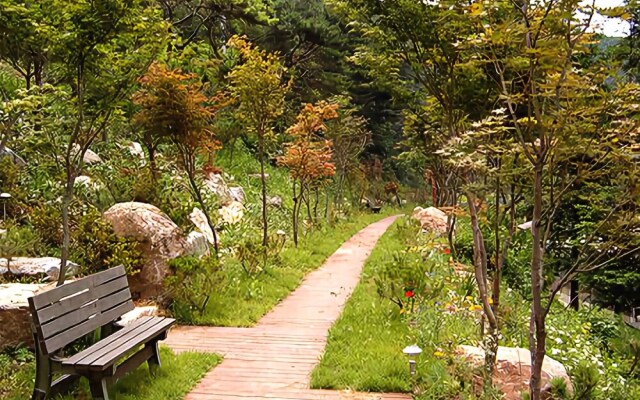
[402,344,422,377]
[0,193,10,222]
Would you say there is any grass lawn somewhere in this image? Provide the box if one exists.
[311,217,412,393]
[1,347,219,400]
[194,209,400,326]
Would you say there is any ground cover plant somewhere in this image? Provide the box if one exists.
[0,347,219,400]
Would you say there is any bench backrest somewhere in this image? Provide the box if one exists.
[28,265,134,355]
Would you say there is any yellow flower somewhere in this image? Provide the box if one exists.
[434,351,445,358]
[488,298,493,305]
[469,304,483,312]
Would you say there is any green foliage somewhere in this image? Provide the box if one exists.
[165,256,225,322]
[0,224,43,266]
[549,376,570,400]
[0,347,35,399]
[70,210,143,276]
[570,361,600,400]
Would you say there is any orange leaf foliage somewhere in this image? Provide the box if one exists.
[278,102,339,184]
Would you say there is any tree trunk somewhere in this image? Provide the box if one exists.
[468,192,499,380]
[569,280,580,311]
[259,137,268,246]
[529,163,546,400]
[313,187,319,222]
[292,181,299,247]
[58,169,75,286]
[187,169,219,254]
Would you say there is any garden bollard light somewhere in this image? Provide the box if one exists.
[402,344,422,376]
[0,192,10,222]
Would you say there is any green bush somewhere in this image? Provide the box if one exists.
[549,376,570,400]
[570,361,600,399]
[165,255,224,323]
[70,210,143,276]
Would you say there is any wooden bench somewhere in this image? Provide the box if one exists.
[28,265,175,400]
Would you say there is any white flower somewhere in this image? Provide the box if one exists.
[276,229,286,236]
[491,107,507,115]
[555,337,563,344]
[551,348,561,355]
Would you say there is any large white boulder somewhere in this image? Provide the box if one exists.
[203,172,232,206]
[0,283,48,350]
[411,206,448,234]
[0,257,77,281]
[104,202,188,299]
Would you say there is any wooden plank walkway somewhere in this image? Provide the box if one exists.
[164,215,410,400]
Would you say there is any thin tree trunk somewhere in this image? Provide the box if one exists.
[259,137,268,246]
[529,163,546,400]
[57,171,75,286]
[187,168,219,254]
[313,187,319,222]
[493,176,502,311]
[468,192,499,381]
[292,181,299,247]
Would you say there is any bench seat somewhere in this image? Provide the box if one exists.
[28,266,175,400]
[63,316,175,372]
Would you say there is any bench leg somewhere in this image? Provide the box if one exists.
[89,377,111,400]
[32,346,52,400]
[146,340,162,376]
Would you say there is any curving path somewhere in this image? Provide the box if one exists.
[163,215,410,400]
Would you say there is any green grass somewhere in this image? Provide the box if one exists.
[1,347,219,400]
[311,218,412,393]
[194,209,400,326]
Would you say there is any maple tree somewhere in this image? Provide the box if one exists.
[278,101,338,246]
[134,62,223,253]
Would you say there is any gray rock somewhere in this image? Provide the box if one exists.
[128,141,145,159]
[411,206,448,234]
[203,173,232,205]
[229,186,246,204]
[189,207,215,245]
[0,283,48,350]
[74,175,93,187]
[0,147,26,167]
[267,196,283,209]
[0,257,77,281]
[185,231,210,257]
[104,202,188,299]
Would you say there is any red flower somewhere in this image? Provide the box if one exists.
[443,248,451,255]
[404,290,415,298]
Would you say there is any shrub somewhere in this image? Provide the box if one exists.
[70,210,143,276]
[165,255,224,323]
[570,361,600,399]
[549,376,570,400]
